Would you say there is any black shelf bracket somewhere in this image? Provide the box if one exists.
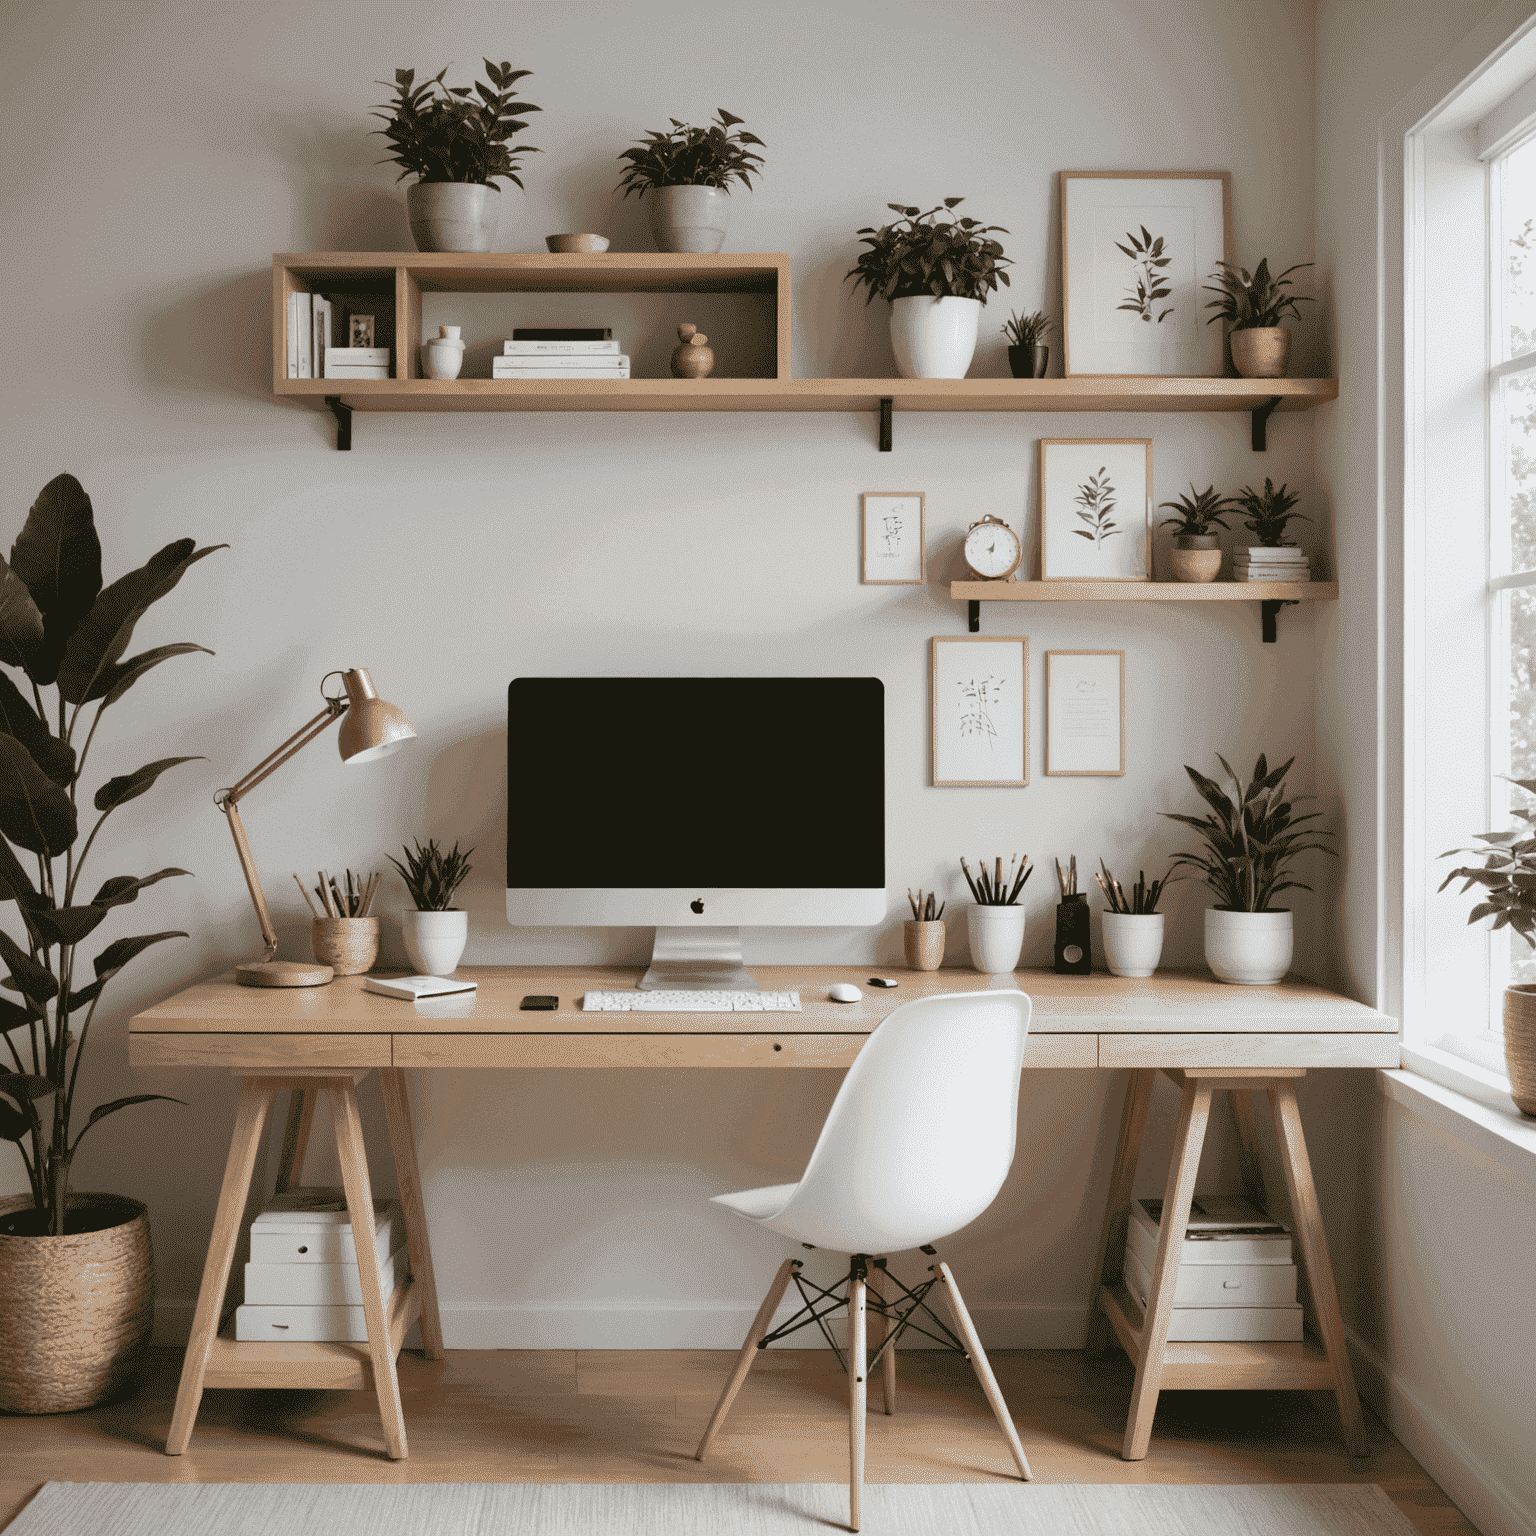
[878,397,893,452]
[325,396,352,451]
[968,600,981,633]
[1260,598,1297,643]
[1251,395,1282,451]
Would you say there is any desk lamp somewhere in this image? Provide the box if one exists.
[216,668,415,987]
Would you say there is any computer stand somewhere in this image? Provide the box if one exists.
[638,926,759,991]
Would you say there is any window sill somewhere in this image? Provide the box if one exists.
[1401,1039,1515,1110]
[1380,1054,1536,1185]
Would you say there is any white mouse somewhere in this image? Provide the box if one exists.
[827,983,863,1003]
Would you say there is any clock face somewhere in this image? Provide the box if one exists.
[965,519,1022,579]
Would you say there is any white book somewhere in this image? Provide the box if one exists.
[1128,1196,1292,1267]
[312,295,332,378]
[1121,1249,1303,1340]
[1120,1243,1297,1307]
[491,353,630,369]
[324,364,391,380]
[287,293,300,378]
[492,366,631,380]
[249,1189,398,1265]
[296,293,313,379]
[245,1242,409,1306]
[503,341,623,356]
[1234,570,1309,583]
[363,974,478,1000]
[235,1299,393,1343]
[325,347,392,365]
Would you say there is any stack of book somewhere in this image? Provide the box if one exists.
[324,348,391,381]
[286,293,335,379]
[493,327,629,380]
[1233,546,1310,582]
[1121,1195,1302,1341]
[234,1188,408,1343]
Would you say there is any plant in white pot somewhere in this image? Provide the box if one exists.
[961,855,1031,974]
[847,199,1012,379]
[1162,754,1334,986]
[1233,478,1310,582]
[391,838,475,976]
[1439,777,1536,1116]
[372,59,541,253]
[1202,257,1314,379]
[616,109,765,254]
[1158,484,1233,584]
[1094,862,1168,978]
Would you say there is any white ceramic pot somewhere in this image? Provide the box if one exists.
[406,182,499,253]
[402,909,468,976]
[889,295,982,379]
[1204,907,1292,985]
[650,185,731,253]
[1101,912,1165,978]
[423,325,465,380]
[967,903,1026,974]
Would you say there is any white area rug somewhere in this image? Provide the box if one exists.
[5,1481,1419,1534]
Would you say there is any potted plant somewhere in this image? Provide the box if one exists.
[904,888,946,971]
[1162,754,1334,985]
[372,59,541,253]
[1439,778,1536,1115]
[0,473,220,1413]
[616,109,765,254]
[1233,478,1310,582]
[1002,309,1051,379]
[961,856,1031,974]
[390,838,474,975]
[847,199,1012,379]
[1203,257,1314,379]
[1159,484,1233,584]
[1094,862,1168,978]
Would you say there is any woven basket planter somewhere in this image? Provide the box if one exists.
[0,1192,154,1414]
[1504,985,1536,1117]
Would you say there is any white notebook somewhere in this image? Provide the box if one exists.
[364,975,478,1000]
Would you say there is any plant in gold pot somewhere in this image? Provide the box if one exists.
[0,473,221,1412]
[1203,257,1314,378]
[1159,483,1233,583]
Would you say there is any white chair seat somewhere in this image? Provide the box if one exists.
[711,1182,798,1221]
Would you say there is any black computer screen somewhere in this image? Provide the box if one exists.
[507,677,885,889]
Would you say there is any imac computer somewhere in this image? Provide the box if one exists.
[505,677,886,990]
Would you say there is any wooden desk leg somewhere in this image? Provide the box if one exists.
[274,1088,316,1194]
[1122,1077,1212,1462]
[1230,1088,1269,1211]
[1085,1068,1154,1356]
[165,1080,276,1455]
[329,1077,409,1460]
[1269,1081,1369,1457]
[379,1068,445,1361]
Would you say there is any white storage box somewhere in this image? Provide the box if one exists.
[1118,1244,1296,1308]
[1123,1248,1303,1340]
[249,1189,398,1266]
[1127,1196,1292,1269]
[244,1242,409,1307]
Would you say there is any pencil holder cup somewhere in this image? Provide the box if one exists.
[903,919,946,971]
[312,917,380,976]
[968,904,1026,974]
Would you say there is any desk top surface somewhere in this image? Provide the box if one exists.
[130,965,1394,1036]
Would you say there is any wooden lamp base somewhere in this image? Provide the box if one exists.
[235,959,334,988]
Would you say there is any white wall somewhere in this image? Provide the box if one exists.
[1,0,1322,1348]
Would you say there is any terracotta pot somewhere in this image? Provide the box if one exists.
[903,920,945,971]
[406,182,499,253]
[1169,533,1222,583]
[0,1193,154,1414]
[1230,326,1291,379]
[1502,985,1536,1116]
[312,916,380,976]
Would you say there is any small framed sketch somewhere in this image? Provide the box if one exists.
[861,493,925,584]
[931,635,1028,787]
[348,313,376,348]
[1045,650,1125,776]
[1060,171,1231,376]
[1039,438,1151,581]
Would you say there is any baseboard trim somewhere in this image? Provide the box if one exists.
[1349,1327,1536,1536]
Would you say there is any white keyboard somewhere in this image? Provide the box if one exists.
[581,989,802,1012]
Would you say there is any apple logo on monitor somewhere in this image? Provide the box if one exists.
[690,898,705,914]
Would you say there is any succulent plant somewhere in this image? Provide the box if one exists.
[847,199,1012,304]
[1203,258,1314,330]
[1234,478,1308,546]
[616,109,764,196]
[389,837,474,911]
[1159,484,1233,537]
[1001,310,1051,347]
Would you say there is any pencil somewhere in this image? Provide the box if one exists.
[293,873,321,919]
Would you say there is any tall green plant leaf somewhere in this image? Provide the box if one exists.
[93,756,201,812]
[0,559,44,676]
[0,931,57,1005]
[97,644,213,709]
[9,473,102,686]
[92,868,190,909]
[0,735,77,855]
[93,929,187,980]
[0,671,74,785]
[70,1092,185,1154]
[28,903,108,947]
[0,998,37,1034]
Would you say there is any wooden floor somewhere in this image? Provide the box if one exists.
[0,1347,1477,1535]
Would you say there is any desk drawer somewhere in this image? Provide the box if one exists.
[1099,1033,1400,1069]
[129,1033,391,1069]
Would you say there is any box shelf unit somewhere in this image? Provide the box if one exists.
[273,252,1337,450]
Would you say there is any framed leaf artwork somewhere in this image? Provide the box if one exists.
[1060,171,1231,376]
[931,635,1028,787]
[1038,438,1151,581]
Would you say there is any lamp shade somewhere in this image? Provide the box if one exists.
[337,668,416,764]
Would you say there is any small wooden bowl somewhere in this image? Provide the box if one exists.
[545,233,610,253]
[312,917,380,976]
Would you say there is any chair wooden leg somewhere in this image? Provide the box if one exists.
[379,1068,445,1360]
[1269,1081,1369,1457]
[329,1077,409,1460]
[273,1088,316,1194]
[868,1264,895,1414]
[694,1257,800,1461]
[930,1261,1032,1480]
[848,1269,866,1533]
[1085,1068,1154,1356]
[165,1081,276,1455]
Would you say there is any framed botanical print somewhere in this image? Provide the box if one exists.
[1038,438,1152,581]
[1060,171,1231,376]
[861,492,925,584]
[931,635,1028,787]
[1045,650,1125,776]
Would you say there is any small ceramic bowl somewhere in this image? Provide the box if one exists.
[545,233,610,253]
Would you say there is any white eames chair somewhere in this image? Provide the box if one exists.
[694,988,1034,1531]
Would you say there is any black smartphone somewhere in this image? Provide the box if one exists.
[520,995,559,1011]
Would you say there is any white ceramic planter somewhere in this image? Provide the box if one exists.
[650,185,731,253]
[1204,907,1292,985]
[402,909,468,976]
[406,182,499,253]
[889,295,982,379]
[1101,912,1165,978]
[968,903,1026,974]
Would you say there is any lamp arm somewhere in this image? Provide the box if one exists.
[224,800,280,961]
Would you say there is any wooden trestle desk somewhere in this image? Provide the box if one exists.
[128,965,1397,1464]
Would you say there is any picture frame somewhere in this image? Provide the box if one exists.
[1038,438,1152,581]
[348,313,376,348]
[1045,650,1125,776]
[931,635,1029,787]
[861,493,925,584]
[1060,171,1231,377]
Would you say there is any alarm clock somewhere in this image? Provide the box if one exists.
[963,515,1023,580]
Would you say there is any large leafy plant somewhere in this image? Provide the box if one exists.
[1162,754,1334,913]
[616,109,764,197]
[1439,778,1536,945]
[1203,258,1314,331]
[372,60,541,189]
[847,199,1012,304]
[0,475,221,1237]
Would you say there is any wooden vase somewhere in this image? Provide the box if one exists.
[903,919,945,971]
[312,916,380,976]
[1503,984,1536,1116]
[1230,326,1291,379]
